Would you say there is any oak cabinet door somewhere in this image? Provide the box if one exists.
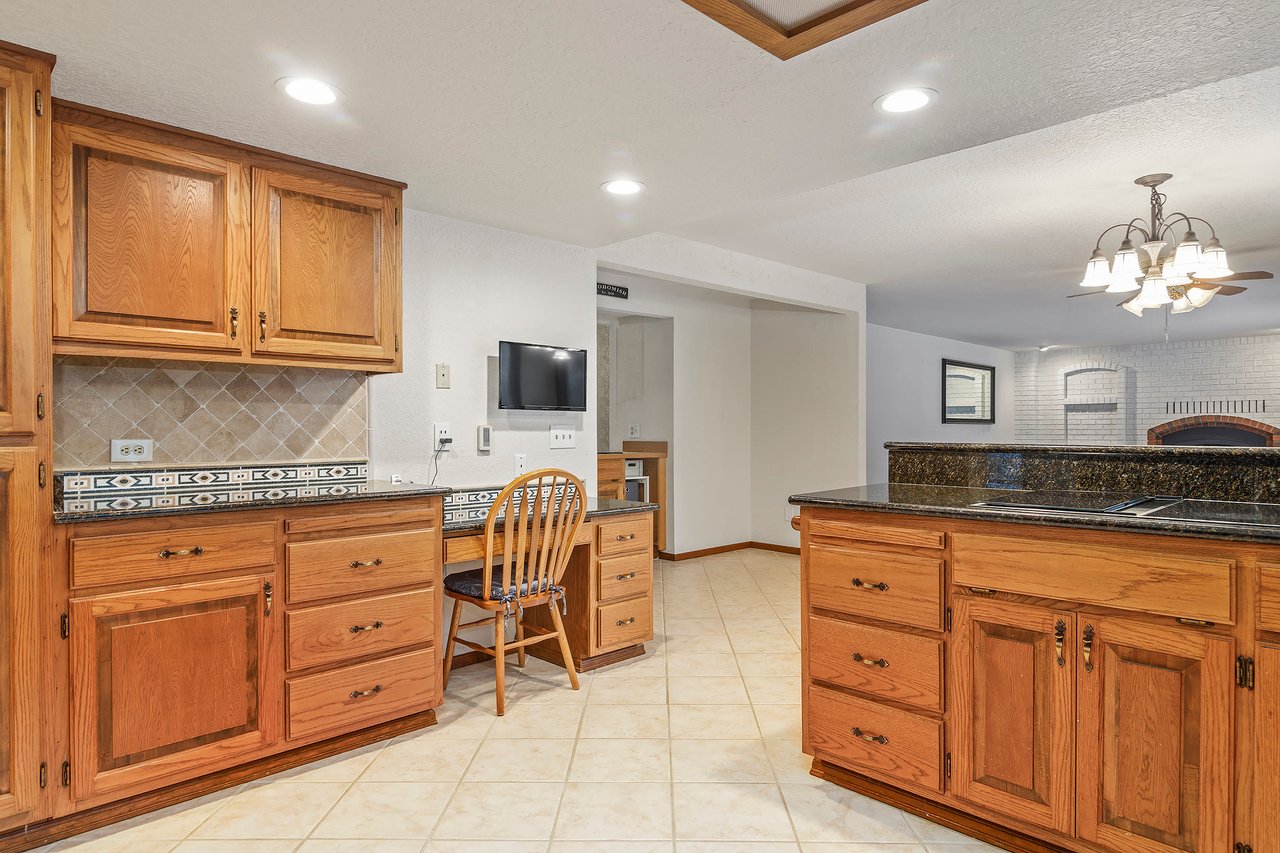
[1077,617,1233,853]
[52,122,250,352]
[0,66,38,437]
[950,597,1075,834]
[69,574,280,807]
[0,450,41,822]
[251,168,399,364]
[1257,644,1280,851]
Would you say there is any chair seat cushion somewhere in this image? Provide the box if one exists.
[444,568,558,601]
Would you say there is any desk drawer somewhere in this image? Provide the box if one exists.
[808,684,942,792]
[71,522,276,588]
[598,516,651,557]
[286,588,436,671]
[286,647,436,740]
[808,615,942,711]
[808,543,944,630]
[598,596,652,649]
[1262,562,1280,632]
[598,552,652,602]
[287,529,436,604]
[952,533,1234,623]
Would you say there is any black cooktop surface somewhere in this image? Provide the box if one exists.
[1146,499,1280,527]
[976,490,1150,512]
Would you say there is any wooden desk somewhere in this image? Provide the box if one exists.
[443,508,655,671]
[598,441,668,553]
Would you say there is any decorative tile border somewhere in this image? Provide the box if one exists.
[442,484,574,526]
[56,460,368,514]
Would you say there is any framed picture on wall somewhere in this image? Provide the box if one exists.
[942,359,995,424]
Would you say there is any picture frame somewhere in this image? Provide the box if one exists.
[942,359,995,424]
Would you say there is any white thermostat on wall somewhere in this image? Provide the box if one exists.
[477,424,492,452]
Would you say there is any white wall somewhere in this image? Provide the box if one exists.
[866,324,1016,484]
[369,210,598,489]
[751,305,861,548]
[608,315,674,453]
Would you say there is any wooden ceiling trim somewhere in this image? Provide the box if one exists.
[682,0,929,59]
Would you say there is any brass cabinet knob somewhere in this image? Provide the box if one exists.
[850,578,889,592]
[350,558,384,569]
[159,546,204,559]
[615,617,636,626]
[851,727,889,745]
[349,621,384,633]
[349,685,383,699]
[852,652,889,669]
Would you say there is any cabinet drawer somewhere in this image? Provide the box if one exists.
[71,522,276,588]
[1262,563,1280,632]
[952,534,1234,623]
[286,588,436,671]
[597,597,652,649]
[810,518,945,550]
[286,647,436,740]
[598,552,652,602]
[808,543,943,630]
[807,684,942,791]
[598,515,651,557]
[808,615,943,711]
[287,529,436,604]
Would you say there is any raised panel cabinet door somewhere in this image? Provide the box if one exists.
[69,573,280,807]
[0,66,39,436]
[1076,617,1233,853]
[251,167,399,364]
[0,450,41,822]
[1257,644,1280,851]
[52,121,251,352]
[950,597,1075,834]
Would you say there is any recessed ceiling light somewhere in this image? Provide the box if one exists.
[601,179,645,195]
[874,87,936,113]
[279,77,338,105]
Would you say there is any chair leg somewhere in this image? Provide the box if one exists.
[516,611,527,668]
[494,614,507,716]
[547,602,580,691]
[442,598,462,689]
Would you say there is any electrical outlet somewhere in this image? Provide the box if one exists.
[435,363,451,389]
[514,453,528,475]
[628,423,641,438]
[111,438,153,462]
[433,423,452,451]
[549,426,576,449]
[389,474,403,484]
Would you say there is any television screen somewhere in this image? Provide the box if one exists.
[498,341,587,411]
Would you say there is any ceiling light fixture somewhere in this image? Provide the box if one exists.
[601,179,645,195]
[874,88,935,113]
[279,77,338,105]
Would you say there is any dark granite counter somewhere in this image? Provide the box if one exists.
[442,497,658,535]
[54,480,451,524]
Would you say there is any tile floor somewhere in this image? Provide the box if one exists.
[47,548,999,852]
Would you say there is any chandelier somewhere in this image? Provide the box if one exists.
[1072,174,1268,317]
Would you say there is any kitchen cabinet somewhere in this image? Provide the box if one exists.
[1257,643,1280,851]
[252,167,400,365]
[68,573,280,807]
[0,60,40,437]
[950,597,1074,835]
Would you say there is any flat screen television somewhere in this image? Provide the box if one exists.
[498,340,588,411]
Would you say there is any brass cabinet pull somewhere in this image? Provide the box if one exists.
[1176,617,1215,628]
[159,546,204,559]
[258,310,267,342]
[1082,624,1095,673]
[349,685,383,699]
[615,617,637,626]
[850,578,889,592]
[615,533,637,541]
[263,581,273,617]
[851,726,889,745]
[350,558,384,569]
[968,587,997,596]
[350,621,384,633]
[615,572,638,581]
[229,307,239,340]
[1053,620,1066,667]
[852,653,889,669]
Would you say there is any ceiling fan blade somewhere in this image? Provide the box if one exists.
[1191,270,1273,283]
[1214,285,1248,296]
[1066,289,1110,298]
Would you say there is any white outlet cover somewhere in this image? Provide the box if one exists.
[433,423,452,451]
[514,453,528,475]
[628,423,641,438]
[435,363,451,389]
[111,438,153,462]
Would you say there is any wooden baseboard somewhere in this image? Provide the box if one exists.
[1,710,437,853]
[748,540,801,555]
[658,541,799,561]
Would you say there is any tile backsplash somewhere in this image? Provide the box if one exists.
[54,356,367,468]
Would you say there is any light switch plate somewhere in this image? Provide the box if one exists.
[628,423,641,438]
[549,426,576,449]
[111,438,153,462]
[435,363,451,389]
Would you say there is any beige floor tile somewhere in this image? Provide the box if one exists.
[922,845,1005,853]
[669,704,760,739]
[728,633,799,654]
[672,782,795,841]
[735,653,801,677]
[173,842,298,852]
[799,845,925,852]
[765,738,823,785]
[663,634,735,655]
[743,676,802,705]
[667,676,749,705]
[430,700,497,738]
[425,842,546,853]
[588,676,669,704]
[665,654,739,677]
[594,653,669,678]
[487,701,585,736]
[671,739,774,782]
[905,814,1004,848]
[664,618,727,638]
[781,784,918,843]
[570,738,672,781]
[57,841,180,852]
[310,780,452,838]
[580,704,670,738]
[362,737,482,782]
[464,737,575,781]
[301,841,424,853]
[554,782,674,840]
[431,781,563,839]
[252,743,385,784]
[753,705,803,740]
[679,842,801,852]
[56,790,237,846]
[191,782,349,839]
[552,843,673,852]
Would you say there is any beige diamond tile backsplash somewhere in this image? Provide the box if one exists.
[54,356,367,468]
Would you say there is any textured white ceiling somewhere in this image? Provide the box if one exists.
[8,0,1279,251]
[678,67,1280,348]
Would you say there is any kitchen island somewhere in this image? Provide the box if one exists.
[790,442,1280,853]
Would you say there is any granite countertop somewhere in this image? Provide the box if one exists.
[788,483,1280,544]
[54,480,452,524]
[884,441,1280,458]
[442,497,658,534]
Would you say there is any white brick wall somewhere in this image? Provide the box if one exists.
[1014,335,1280,444]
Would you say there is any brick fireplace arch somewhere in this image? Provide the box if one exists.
[1147,416,1280,447]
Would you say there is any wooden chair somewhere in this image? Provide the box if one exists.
[441,468,586,715]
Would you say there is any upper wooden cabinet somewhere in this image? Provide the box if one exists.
[0,61,40,436]
[52,123,250,353]
[252,168,399,364]
[50,103,404,373]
